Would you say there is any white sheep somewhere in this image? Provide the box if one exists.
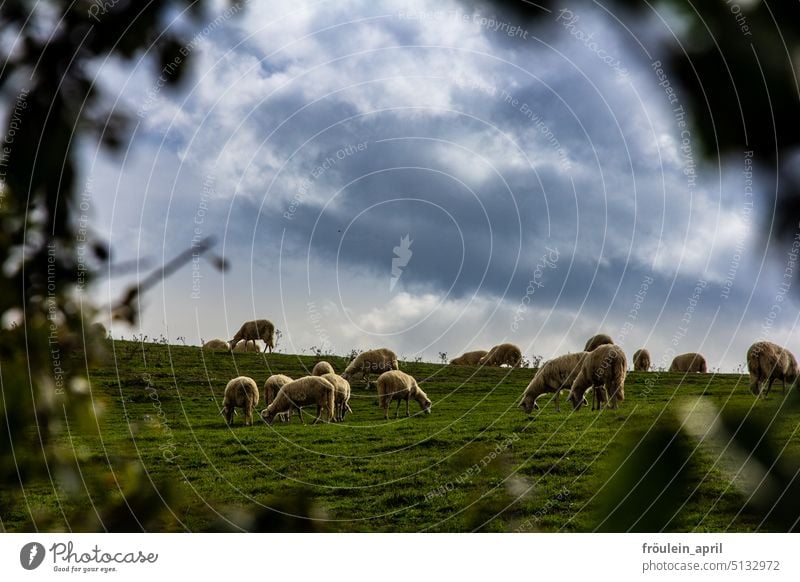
[221,376,260,426]
[479,343,523,367]
[232,340,260,352]
[228,319,275,353]
[376,370,431,420]
[632,348,651,372]
[669,352,707,373]
[519,352,587,413]
[568,344,626,410]
[260,376,335,425]
[747,341,798,397]
[263,374,293,422]
[312,361,335,376]
[449,350,488,366]
[322,372,352,422]
[341,348,399,386]
[583,333,614,352]
[203,339,229,350]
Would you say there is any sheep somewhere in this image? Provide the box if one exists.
[519,352,587,413]
[221,376,260,426]
[322,372,352,421]
[583,333,614,352]
[669,352,707,373]
[568,344,627,410]
[228,319,275,353]
[747,341,798,397]
[312,361,335,376]
[376,370,431,420]
[341,348,399,386]
[232,340,260,352]
[449,350,488,366]
[479,343,523,367]
[633,348,651,372]
[260,376,335,425]
[203,339,229,350]
[264,374,293,422]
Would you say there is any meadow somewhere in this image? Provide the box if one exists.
[5,340,799,532]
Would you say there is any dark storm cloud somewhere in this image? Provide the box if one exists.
[81,0,797,369]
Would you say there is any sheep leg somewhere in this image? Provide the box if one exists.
[395,398,402,419]
[406,398,410,417]
[296,406,305,425]
[312,405,322,425]
[383,403,389,420]
[765,378,775,397]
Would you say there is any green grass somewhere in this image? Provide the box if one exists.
[5,340,799,532]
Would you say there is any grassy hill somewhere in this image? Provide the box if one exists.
[4,340,798,532]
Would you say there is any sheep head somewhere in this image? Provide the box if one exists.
[568,387,585,411]
[260,407,277,425]
[415,391,432,414]
[519,393,537,414]
[221,406,234,425]
[420,397,432,414]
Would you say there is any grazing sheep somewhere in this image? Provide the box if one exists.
[260,376,335,425]
[341,348,399,386]
[232,340,260,352]
[228,319,275,353]
[747,341,798,397]
[203,339,229,350]
[568,344,627,410]
[519,352,588,413]
[449,350,488,366]
[221,376,260,426]
[322,373,352,421]
[583,334,614,352]
[669,352,707,373]
[376,370,432,420]
[264,374,293,422]
[479,343,523,367]
[633,348,651,372]
[312,361,335,376]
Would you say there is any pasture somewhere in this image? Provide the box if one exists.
[5,340,798,532]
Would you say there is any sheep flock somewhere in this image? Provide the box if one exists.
[208,318,792,428]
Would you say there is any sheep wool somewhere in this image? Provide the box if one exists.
[519,352,588,413]
[228,319,275,353]
[449,350,488,365]
[222,376,260,426]
[669,352,707,373]
[261,376,335,425]
[376,370,431,420]
[632,348,651,372]
[583,334,614,352]
[569,344,627,410]
[312,361,335,376]
[479,343,523,367]
[341,348,399,385]
[747,341,798,397]
[322,373,352,422]
[203,339,229,350]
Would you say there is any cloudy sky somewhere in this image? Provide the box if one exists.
[84,0,800,371]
